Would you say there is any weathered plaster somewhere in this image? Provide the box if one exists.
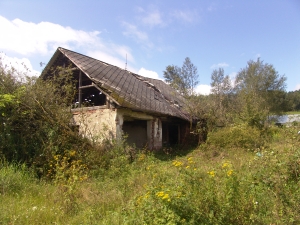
[72,107,164,149]
[147,118,162,150]
[72,108,117,143]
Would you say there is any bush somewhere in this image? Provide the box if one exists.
[0,61,95,178]
[206,124,263,149]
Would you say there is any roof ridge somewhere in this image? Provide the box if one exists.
[58,47,165,83]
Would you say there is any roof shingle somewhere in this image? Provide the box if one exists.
[42,47,190,121]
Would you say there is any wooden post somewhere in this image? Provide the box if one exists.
[78,70,82,108]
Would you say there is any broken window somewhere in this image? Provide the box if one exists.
[73,86,106,107]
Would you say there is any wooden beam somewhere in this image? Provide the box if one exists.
[91,83,120,106]
[65,67,79,71]
[78,70,82,107]
[79,84,94,89]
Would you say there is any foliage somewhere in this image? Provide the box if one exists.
[0,58,93,178]
[209,68,234,127]
[206,124,264,149]
[1,52,300,224]
[285,90,300,111]
[0,161,36,196]
[234,58,286,127]
[1,122,300,224]
[163,57,199,96]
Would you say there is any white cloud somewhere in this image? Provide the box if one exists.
[0,15,137,76]
[0,52,40,77]
[111,44,134,63]
[295,83,300,91]
[195,84,211,95]
[135,6,166,28]
[121,21,154,49]
[86,50,131,71]
[122,22,149,42]
[0,15,100,56]
[138,67,160,80]
[141,10,164,27]
[210,62,229,69]
[171,10,199,23]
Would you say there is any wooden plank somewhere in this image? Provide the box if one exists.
[78,70,82,107]
[79,84,94,89]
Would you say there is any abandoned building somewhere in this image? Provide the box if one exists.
[41,47,198,150]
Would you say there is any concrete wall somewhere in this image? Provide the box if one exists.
[72,107,165,150]
[147,118,162,150]
[72,106,117,143]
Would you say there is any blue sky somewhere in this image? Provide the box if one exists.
[0,0,299,94]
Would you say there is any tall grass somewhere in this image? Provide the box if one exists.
[1,123,300,224]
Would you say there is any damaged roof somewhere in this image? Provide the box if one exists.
[41,47,190,121]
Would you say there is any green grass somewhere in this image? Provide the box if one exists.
[285,111,300,115]
[1,124,300,224]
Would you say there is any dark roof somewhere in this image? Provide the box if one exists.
[41,47,190,121]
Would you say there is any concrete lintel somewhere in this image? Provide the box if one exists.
[118,108,154,120]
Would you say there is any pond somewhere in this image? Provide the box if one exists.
[272,114,300,124]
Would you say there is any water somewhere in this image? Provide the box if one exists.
[273,114,300,124]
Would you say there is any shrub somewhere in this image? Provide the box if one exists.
[206,124,263,149]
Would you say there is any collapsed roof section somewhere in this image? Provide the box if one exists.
[41,47,190,121]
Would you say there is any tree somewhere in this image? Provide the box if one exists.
[285,90,300,111]
[163,57,199,96]
[211,68,231,96]
[163,65,184,94]
[210,68,233,126]
[181,57,199,96]
[234,58,286,127]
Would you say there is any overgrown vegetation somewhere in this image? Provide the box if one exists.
[1,123,300,224]
[1,56,300,224]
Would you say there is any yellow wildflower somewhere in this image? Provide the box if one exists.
[138,154,146,161]
[162,193,169,200]
[227,170,233,176]
[222,162,229,169]
[156,191,165,197]
[172,160,183,167]
[208,171,216,177]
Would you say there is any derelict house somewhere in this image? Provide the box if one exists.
[41,47,197,150]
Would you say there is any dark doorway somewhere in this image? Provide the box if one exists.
[122,120,147,148]
[162,122,179,146]
[168,124,179,145]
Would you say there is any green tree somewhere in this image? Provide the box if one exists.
[234,58,286,127]
[210,68,233,126]
[181,57,199,95]
[163,57,199,96]
[163,65,184,94]
[285,90,300,111]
